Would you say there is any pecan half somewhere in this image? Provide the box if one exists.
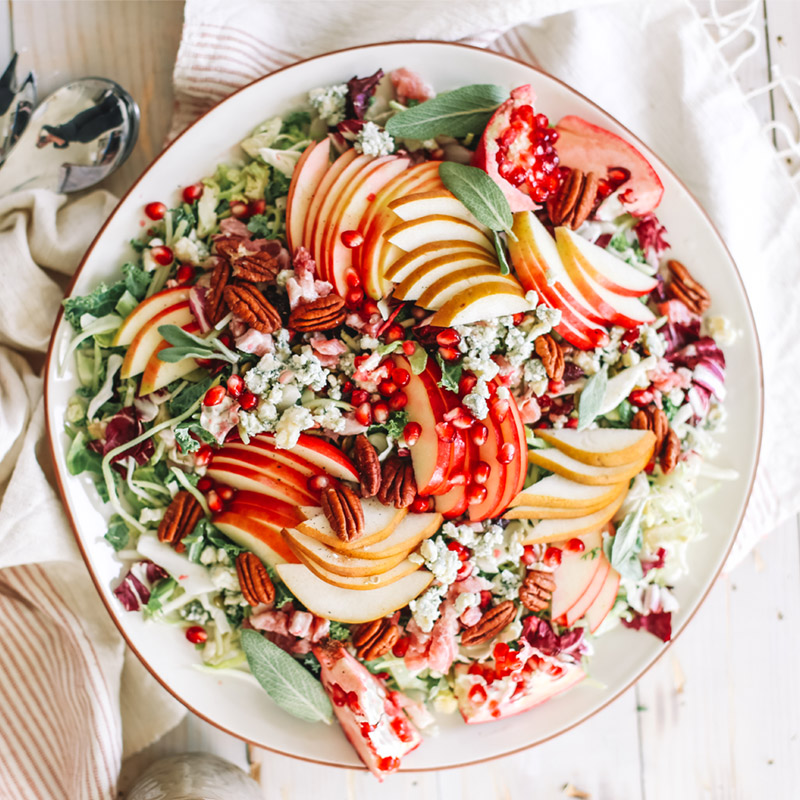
[631,405,669,457]
[377,457,416,509]
[235,552,276,606]
[460,600,517,646]
[353,434,381,497]
[351,617,400,661]
[519,570,556,612]
[660,427,680,474]
[548,168,600,230]
[666,259,710,315]
[223,284,282,333]
[534,334,565,382]
[233,251,280,283]
[158,491,204,549]
[289,294,347,332]
[213,236,248,260]
[206,258,232,324]
[321,483,365,542]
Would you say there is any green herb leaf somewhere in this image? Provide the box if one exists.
[247,214,272,238]
[384,410,409,440]
[607,505,644,582]
[157,346,215,363]
[439,162,513,234]
[385,84,507,140]
[168,376,216,416]
[122,262,152,300]
[407,344,428,375]
[182,517,244,564]
[158,325,239,365]
[493,230,511,275]
[63,282,127,331]
[145,578,177,614]
[328,621,351,641]
[104,515,129,551]
[241,629,333,724]
[578,367,608,430]
[435,352,462,394]
[66,431,104,478]
[174,420,216,454]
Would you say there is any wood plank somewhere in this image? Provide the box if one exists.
[638,516,800,799]
[9,0,184,197]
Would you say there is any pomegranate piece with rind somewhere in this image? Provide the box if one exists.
[313,639,421,780]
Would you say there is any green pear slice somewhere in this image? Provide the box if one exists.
[276,563,433,621]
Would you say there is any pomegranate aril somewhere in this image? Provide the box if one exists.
[544,546,562,567]
[182,184,204,203]
[377,757,400,773]
[308,474,331,492]
[402,340,416,356]
[345,270,361,288]
[410,496,430,514]
[470,423,488,446]
[355,402,372,426]
[151,245,174,266]
[226,374,244,397]
[390,367,410,387]
[436,328,460,347]
[451,411,474,430]
[230,201,249,218]
[448,471,468,487]
[456,560,473,580]
[459,372,477,395]
[438,345,460,362]
[363,298,380,317]
[195,445,213,466]
[330,682,347,707]
[372,402,389,424]
[490,399,509,423]
[498,442,516,464]
[378,380,397,397]
[185,626,207,644]
[629,389,655,407]
[239,391,258,411]
[197,476,214,492]
[466,482,488,505]
[521,545,537,565]
[351,389,369,405]
[473,461,491,484]
[447,541,471,561]
[384,323,404,343]
[144,201,166,220]
[207,490,223,512]
[479,590,492,609]
[248,199,266,216]
[176,264,195,283]
[512,312,525,325]
[392,636,410,657]
[566,537,585,553]
[389,391,407,411]
[468,684,488,706]
[403,421,421,446]
[341,229,364,248]
[566,417,578,429]
[346,288,364,309]
[218,485,235,502]
[548,379,565,394]
[435,421,455,442]
[204,385,227,406]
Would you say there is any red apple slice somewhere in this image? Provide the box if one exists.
[554,115,664,216]
[285,138,331,252]
[251,432,358,481]
[139,320,200,395]
[212,512,300,566]
[549,529,604,620]
[584,566,621,632]
[225,491,307,528]
[205,463,317,506]
[120,300,194,379]
[564,554,610,626]
[209,452,317,497]
[112,286,191,347]
[301,148,358,250]
[556,226,658,297]
[435,431,473,518]
[219,441,320,477]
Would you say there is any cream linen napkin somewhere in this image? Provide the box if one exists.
[0,191,185,800]
[172,0,800,569]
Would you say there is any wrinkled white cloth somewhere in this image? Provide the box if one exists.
[1,0,799,797]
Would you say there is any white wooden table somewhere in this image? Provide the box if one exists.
[4,2,799,797]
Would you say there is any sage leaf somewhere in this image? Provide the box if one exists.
[438,162,513,234]
[607,504,644,581]
[493,230,511,276]
[407,344,428,375]
[578,366,608,430]
[241,629,332,724]
[385,84,507,140]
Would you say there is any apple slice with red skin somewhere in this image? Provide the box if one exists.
[554,115,664,217]
[112,286,191,347]
[313,639,422,780]
[320,155,410,294]
[139,320,200,395]
[563,553,611,626]
[218,441,321,478]
[225,491,307,528]
[285,137,331,252]
[435,431,473,518]
[470,84,539,213]
[206,463,317,507]
[248,432,359,482]
[301,148,359,250]
[584,566,621,633]
[211,512,300,566]
[556,226,658,297]
[455,660,585,724]
[549,529,604,620]
[120,300,194,379]
[358,161,443,298]
[209,452,317,498]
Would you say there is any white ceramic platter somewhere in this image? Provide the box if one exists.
[44,42,762,771]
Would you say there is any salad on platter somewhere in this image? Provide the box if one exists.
[60,67,737,779]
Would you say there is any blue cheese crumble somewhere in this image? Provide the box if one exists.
[354,121,395,156]
[308,84,348,126]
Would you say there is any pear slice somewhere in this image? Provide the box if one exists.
[391,251,497,299]
[508,474,626,509]
[504,496,621,520]
[345,512,442,559]
[296,499,407,551]
[385,215,494,253]
[517,492,626,544]
[385,241,489,282]
[416,266,519,310]
[276,563,433,621]
[536,428,656,467]
[428,280,530,327]
[295,553,421,589]
[528,447,649,486]
[283,528,411,577]
[388,189,486,227]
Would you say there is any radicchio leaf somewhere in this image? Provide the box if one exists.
[642,547,667,575]
[521,617,587,662]
[112,560,168,612]
[622,610,672,642]
[90,407,154,472]
[634,213,669,256]
[346,69,384,120]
